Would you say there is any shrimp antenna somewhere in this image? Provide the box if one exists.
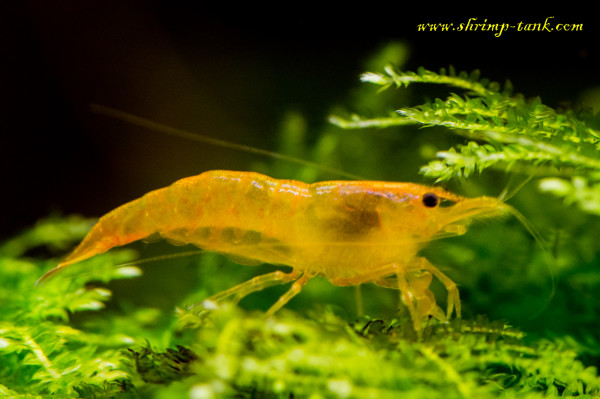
[503,200,557,319]
[37,249,207,285]
[497,173,534,203]
[495,170,556,317]
[89,104,364,180]
[115,249,207,268]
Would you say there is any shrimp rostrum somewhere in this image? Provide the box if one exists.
[38,170,510,330]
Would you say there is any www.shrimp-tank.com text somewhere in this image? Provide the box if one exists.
[417,17,583,38]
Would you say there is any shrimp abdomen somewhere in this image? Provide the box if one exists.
[38,171,309,282]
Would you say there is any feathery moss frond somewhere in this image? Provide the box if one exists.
[331,65,600,214]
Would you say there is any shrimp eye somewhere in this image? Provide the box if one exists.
[422,193,439,208]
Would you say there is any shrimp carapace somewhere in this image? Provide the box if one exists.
[38,170,510,330]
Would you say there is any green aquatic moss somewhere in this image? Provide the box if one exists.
[2,44,600,397]
[2,226,600,399]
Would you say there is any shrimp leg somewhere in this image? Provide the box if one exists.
[374,272,446,326]
[411,258,461,319]
[329,264,405,286]
[371,258,462,322]
[265,272,312,316]
[194,269,306,314]
[330,259,457,329]
[329,264,436,330]
[394,270,426,331]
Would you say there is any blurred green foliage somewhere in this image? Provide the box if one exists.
[2,43,600,397]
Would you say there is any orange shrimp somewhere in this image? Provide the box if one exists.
[38,170,510,330]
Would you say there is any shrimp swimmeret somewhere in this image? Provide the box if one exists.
[38,170,511,330]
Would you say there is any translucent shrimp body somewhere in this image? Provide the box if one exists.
[39,170,509,330]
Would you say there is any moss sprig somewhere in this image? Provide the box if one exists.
[331,66,600,214]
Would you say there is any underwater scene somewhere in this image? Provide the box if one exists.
[2,9,599,398]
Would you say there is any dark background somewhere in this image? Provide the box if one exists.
[2,5,598,239]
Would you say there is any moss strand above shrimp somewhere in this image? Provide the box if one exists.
[38,170,514,330]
